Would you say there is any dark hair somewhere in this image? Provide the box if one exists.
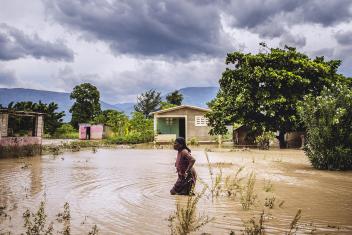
[175,137,191,153]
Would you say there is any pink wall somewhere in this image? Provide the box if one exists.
[90,125,103,140]
[0,137,41,147]
[78,124,103,140]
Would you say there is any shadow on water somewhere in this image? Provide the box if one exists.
[0,148,352,234]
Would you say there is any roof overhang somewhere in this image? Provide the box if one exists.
[151,105,210,115]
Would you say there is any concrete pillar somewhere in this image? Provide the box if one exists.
[35,115,44,138]
[0,113,8,138]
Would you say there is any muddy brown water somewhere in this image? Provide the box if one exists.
[1,148,352,234]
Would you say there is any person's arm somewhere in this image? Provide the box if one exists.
[183,150,195,176]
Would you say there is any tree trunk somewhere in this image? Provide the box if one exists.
[276,131,286,149]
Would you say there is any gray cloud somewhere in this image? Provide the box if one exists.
[43,0,235,59]
[279,33,306,48]
[222,0,352,39]
[0,23,74,61]
[335,30,352,45]
[0,66,18,86]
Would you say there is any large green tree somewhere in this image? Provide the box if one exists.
[207,44,348,148]
[7,101,65,135]
[134,89,161,118]
[166,90,183,105]
[70,83,101,128]
[93,109,128,136]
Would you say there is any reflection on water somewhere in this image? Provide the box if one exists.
[0,148,352,234]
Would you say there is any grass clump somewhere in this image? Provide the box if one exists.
[168,187,213,235]
[241,210,265,235]
[240,172,257,210]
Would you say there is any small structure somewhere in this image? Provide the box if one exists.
[233,125,304,148]
[152,105,214,143]
[79,123,112,140]
[0,109,44,157]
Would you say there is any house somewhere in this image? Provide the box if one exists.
[0,109,44,157]
[151,105,215,143]
[78,123,112,140]
[233,125,304,148]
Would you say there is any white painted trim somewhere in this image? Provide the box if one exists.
[155,114,187,118]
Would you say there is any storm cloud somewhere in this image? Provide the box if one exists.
[0,23,74,61]
[0,66,18,86]
[44,0,234,59]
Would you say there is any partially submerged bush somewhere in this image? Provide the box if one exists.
[298,83,352,170]
[255,131,275,150]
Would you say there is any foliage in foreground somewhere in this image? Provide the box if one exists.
[298,83,352,170]
[22,201,98,235]
[168,187,213,235]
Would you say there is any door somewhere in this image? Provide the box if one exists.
[86,127,91,140]
[179,118,185,139]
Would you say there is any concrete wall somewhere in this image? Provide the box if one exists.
[156,108,213,142]
[90,125,103,140]
[0,137,42,157]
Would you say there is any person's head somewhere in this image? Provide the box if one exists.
[173,137,191,152]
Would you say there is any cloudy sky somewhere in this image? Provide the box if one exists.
[0,0,351,103]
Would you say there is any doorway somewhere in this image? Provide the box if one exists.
[86,126,91,140]
[179,118,185,139]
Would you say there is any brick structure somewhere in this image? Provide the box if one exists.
[0,109,44,157]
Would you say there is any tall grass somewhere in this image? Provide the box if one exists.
[240,172,257,210]
[168,187,214,235]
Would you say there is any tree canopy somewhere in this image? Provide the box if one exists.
[134,89,161,118]
[166,90,183,105]
[93,109,129,136]
[70,83,101,128]
[206,44,349,147]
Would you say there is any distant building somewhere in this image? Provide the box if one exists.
[79,123,112,140]
[151,105,215,143]
[233,125,304,148]
[0,109,44,157]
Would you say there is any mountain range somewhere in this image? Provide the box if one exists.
[0,87,218,122]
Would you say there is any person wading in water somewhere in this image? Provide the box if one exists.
[170,137,197,195]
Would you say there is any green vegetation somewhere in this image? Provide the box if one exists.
[160,101,177,110]
[22,201,98,235]
[255,131,275,150]
[93,109,128,136]
[166,90,183,105]
[240,172,257,210]
[298,83,352,170]
[168,187,213,235]
[70,83,101,129]
[52,124,78,139]
[207,43,349,148]
[134,89,161,118]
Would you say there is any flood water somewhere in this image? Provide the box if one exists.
[1,148,352,234]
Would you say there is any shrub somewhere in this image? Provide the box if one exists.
[255,131,275,150]
[298,83,352,170]
[53,124,78,139]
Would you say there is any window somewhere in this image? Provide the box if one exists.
[195,116,208,126]
[166,117,174,125]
